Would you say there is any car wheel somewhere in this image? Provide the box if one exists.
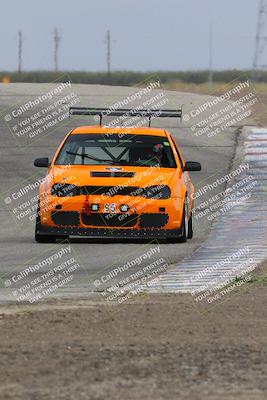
[168,200,188,243]
[35,232,57,243]
[188,213,193,239]
[179,201,188,243]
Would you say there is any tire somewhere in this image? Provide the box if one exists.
[168,200,188,243]
[35,200,57,243]
[178,202,188,243]
[188,214,193,239]
[35,232,57,243]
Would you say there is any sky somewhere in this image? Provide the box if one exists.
[0,0,260,71]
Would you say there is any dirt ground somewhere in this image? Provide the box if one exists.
[0,270,266,400]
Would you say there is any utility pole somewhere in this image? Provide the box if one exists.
[253,0,267,81]
[106,30,111,80]
[208,25,214,91]
[18,31,22,73]
[54,28,60,72]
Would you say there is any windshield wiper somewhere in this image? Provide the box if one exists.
[66,151,114,165]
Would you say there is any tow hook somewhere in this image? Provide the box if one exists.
[82,195,91,215]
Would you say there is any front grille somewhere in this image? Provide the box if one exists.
[52,211,80,226]
[81,213,138,227]
[81,185,142,197]
[90,172,135,178]
[139,213,169,228]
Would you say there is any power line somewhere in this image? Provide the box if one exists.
[18,31,22,73]
[54,28,61,72]
[208,24,214,90]
[107,30,111,77]
[253,0,267,80]
[106,30,111,79]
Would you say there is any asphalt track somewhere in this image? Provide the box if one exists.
[0,83,246,302]
[147,126,267,300]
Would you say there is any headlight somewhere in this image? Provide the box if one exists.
[141,185,171,199]
[51,183,80,197]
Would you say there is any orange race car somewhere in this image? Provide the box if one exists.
[34,107,201,243]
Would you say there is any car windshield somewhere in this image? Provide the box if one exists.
[55,134,177,168]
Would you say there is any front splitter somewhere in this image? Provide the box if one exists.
[36,225,183,240]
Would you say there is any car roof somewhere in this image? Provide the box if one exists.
[71,126,167,137]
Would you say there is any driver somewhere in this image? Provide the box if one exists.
[129,144,164,165]
[145,144,164,164]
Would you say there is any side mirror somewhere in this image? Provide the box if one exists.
[34,157,50,168]
[183,161,201,172]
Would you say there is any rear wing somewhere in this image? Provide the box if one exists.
[69,107,183,126]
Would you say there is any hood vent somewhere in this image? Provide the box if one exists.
[90,172,135,178]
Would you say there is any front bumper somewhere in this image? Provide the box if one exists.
[40,195,184,230]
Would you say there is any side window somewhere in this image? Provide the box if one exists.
[169,136,184,168]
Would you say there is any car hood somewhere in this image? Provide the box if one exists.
[52,165,176,188]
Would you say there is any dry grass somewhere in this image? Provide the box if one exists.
[164,80,267,126]
[164,80,267,96]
